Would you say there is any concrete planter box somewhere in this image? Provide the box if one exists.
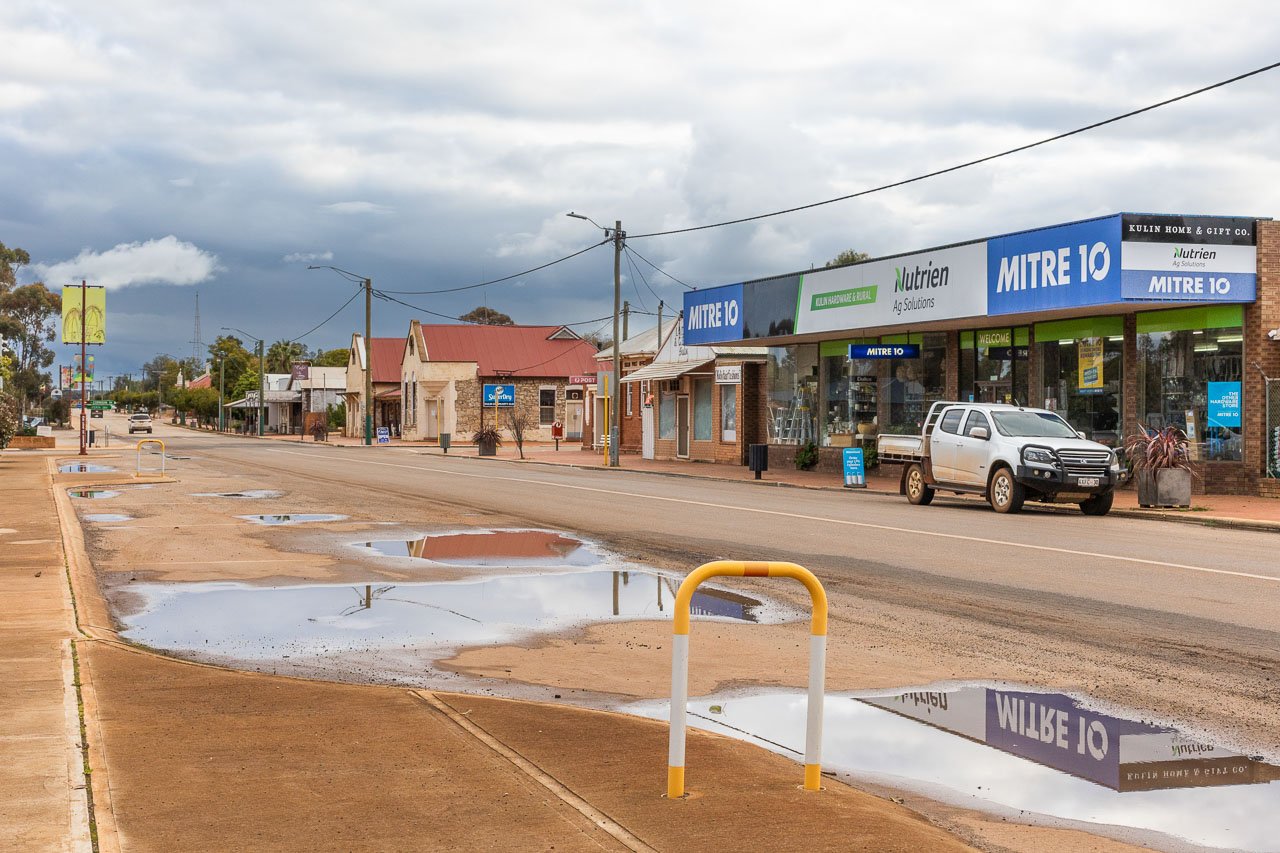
[1136,468,1192,508]
[477,439,498,457]
[6,435,56,449]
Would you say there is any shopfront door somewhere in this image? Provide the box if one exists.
[676,395,690,458]
[424,400,439,439]
[972,328,1029,405]
[565,400,583,440]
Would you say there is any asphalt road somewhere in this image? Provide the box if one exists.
[125,417,1280,759]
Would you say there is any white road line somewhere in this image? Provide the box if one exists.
[260,447,1278,584]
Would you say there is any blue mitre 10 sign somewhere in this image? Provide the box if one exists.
[848,344,920,359]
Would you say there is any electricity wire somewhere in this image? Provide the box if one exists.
[286,286,363,344]
[625,245,695,290]
[377,239,609,295]
[629,60,1280,240]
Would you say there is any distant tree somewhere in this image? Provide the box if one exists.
[458,306,513,325]
[265,339,307,374]
[142,354,181,390]
[507,411,531,459]
[0,241,30,293]
[580,332,610,351]
[207,335,254,393]
[0,283,60,414]
[311,347,350,367]
[825,249,871,268]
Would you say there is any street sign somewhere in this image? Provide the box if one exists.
[482,383,516,407]
[842,447,866,488]
[376,426,390,444]
[848,344,920,360]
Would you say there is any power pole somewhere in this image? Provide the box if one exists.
[364,277,373,446]
[256,339,265,437]
[218,356,225,432]
[610,221,623,467]
[622,300,630,342]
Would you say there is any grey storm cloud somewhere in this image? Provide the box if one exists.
[2,1,1279,377]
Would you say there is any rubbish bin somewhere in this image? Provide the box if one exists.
[88,429,96,447]
[748,443,768,479]
[439,433,451,453]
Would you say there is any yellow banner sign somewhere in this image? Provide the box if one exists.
[62,285,107,344]
[1077,337,1104,390]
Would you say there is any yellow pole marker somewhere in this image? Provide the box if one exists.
[135,439,166,476]
[602,377,610,465]
[667,560,828,799]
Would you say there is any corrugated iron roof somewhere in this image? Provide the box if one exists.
[357,337,404,383]
[416,324,599,378]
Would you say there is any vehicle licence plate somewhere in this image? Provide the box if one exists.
[1076,477,1100,487]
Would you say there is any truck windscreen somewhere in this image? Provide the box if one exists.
[991,411,1077,438]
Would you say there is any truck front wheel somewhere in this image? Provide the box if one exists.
[905,464,934,506]
[989,467,1025,514]
[1080,491,1114,516]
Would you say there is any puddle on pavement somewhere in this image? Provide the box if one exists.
[83,514,134,523]
[193,490,284,499]
[119,569,784,666]
[627,685,1279,851]
[239,514,349,525]
[68,489,121,499]
[59,463,116,473]
[353,529,599,566]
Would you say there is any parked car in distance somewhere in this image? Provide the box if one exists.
[878,401,1123,515]
[128,413,154,434]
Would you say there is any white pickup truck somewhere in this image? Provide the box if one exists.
[877,401,1122,515]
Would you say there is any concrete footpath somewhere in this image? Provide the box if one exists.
[4,446,992,852]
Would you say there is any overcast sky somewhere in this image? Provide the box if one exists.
[3,1,1278,379]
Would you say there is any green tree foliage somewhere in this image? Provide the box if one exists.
[229,368,263,401]
[142,354,181,390]
[0,241,30,293]
[310,347,350,367]
[327,400,345,429]
[171,386,220,426]
[265,339,307,374]
[0,282,61,414]
[458,306,514,325]
[825,249,871,268]
[207,335,254,393]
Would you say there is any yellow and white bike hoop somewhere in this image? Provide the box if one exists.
[136,438,166,476]
[667,560,828,799]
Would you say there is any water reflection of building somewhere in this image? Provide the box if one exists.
[861,687,1278,792]
[651,573,760,622]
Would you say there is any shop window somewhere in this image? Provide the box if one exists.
[966,328,1029,406]
[659,391,676,439]
[721,384,737,442]
[693,378,713,441]
[1137,306,1243,462]
[1034,317,1123,447]
[819,340,877,446]
[879,332,947,434]
[767,345,818,444]
[539,387,556,425]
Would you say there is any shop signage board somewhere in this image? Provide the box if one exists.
[1207,382,1242,428]
[376,426,390,444]
[482,383,516,407]
[1119,214,1257,303]
[795,242,988,335]
[568,374,595,385]
[1078,338,1105,390]
[848,344,920,359]
[714,365,741,384]
[841,447,866,488]
[987,215,1122,316]
[683,282,743,345]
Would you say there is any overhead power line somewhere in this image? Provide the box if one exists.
[377,239,608,295]
[629,59,1280,240]
[625,246,694,290]
[287,286,363,344]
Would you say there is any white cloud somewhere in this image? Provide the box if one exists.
[282,250,333,263]
[320,201,392,215]
[34,236,220,290]
[168,177,194,187]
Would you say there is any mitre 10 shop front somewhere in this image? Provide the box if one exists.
[682,213,1280,495]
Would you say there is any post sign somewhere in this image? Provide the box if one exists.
[61,285,107,344]
[376,426,390,444]
[482,383,516,407]
[569,375,595,386]
[848,344,919,360]
[842,447,866,488]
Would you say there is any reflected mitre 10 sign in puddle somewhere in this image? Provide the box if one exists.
[627,685,1279,852]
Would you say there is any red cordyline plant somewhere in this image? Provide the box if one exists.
[1124,424,1193,472]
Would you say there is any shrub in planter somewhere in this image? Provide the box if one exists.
[472,425,502,457]
[794,441,819,471]
[1125,424,1194,508]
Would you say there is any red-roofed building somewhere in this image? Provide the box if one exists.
[400,321,599,443]
[343,334,405,438]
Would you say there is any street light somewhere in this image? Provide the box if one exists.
[223,327,265,437]
[308,266,374,446]
[567,211,623,467]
